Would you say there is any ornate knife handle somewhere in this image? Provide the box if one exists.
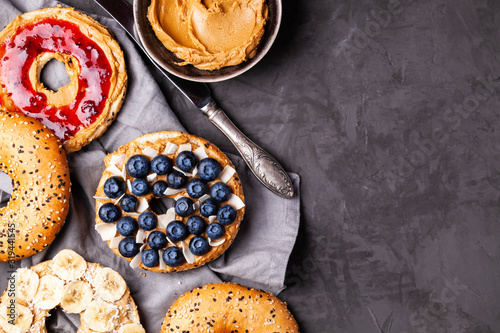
[200,99,294,199]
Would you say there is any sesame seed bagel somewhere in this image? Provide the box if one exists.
[162,283,300,333]
[0,110,70,262]
[0,249,145,333]
[0,6,127,153]
[94,131,245,273]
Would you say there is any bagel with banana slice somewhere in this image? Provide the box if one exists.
[0,249,144,333]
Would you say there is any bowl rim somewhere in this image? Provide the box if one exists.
[133,0,282,83]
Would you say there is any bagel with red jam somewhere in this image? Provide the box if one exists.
[0,6,127,153]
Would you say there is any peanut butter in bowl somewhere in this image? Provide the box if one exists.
[147,0,269,70]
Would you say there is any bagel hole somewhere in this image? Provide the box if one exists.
[46,307,80,331]
[150,197,175,215]
[40,58,71,92]
[0,171,12,209]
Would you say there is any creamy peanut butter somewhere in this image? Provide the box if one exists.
[147,0,268,70]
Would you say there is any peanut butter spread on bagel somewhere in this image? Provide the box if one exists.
[147,0,268,70]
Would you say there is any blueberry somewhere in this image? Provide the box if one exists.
[126,155,150,178]
[189,236,209,256]
[200,199,218,218]
[147,230,167,250]
[131,178,149,196]
[167,171,187,189]
[206,222,225,240]
[120,194,138,212]
[197,158,222,181]
[116,216,138,236]
[217,205,237,225]
[138,211,157,231]
[103,176,126,198]
[186,178,208,199]
[176,151,197,171]
[175,197,194,217]
[209,182,231,203]
[186,216,206,235]
[162,246,184,267]
[152,181,168,197]
[141,249,159,267]
[118,237,140,258]
[151,155,172,175]
[166,221,188,242]
[98,203,121,222]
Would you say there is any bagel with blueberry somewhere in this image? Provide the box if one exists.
[94,131,245,272]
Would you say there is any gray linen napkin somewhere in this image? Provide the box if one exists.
[0,0,300,331]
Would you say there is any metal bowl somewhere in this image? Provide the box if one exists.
[133,0,282,83]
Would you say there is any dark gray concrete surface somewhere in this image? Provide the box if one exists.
[37,0,500,331]
[162,1,500,332]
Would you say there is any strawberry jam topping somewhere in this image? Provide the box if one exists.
[0,18,112,141]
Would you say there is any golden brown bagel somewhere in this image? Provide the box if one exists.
[162,282,300,333]
[0,6,127,153]
[0,110,71,262]
[94,131,245,273]
[0,249,145,333]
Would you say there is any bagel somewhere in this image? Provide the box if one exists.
[0,110,70,262]
[0,249,145,333]
[162,282,300,332]
[94,131,245,272]
[0,6,127,153]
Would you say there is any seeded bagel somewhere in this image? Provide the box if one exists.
[162,283,300,333]
[0,110,71,262]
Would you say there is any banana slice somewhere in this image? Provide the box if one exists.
[81,300,119,332]
[33,275,64,310]
[94,267,127,302]
[61,280,93,314]
[118,323,146,333]
[12,268,39,302]
[0,299,33,333]
[51,249,87,281]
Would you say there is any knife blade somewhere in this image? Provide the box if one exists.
[93,0,294,199]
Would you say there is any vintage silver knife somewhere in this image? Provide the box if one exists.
[93,0,294,199]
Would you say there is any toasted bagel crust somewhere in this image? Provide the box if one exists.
[162,283,300,333]
[0,110,70,262]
